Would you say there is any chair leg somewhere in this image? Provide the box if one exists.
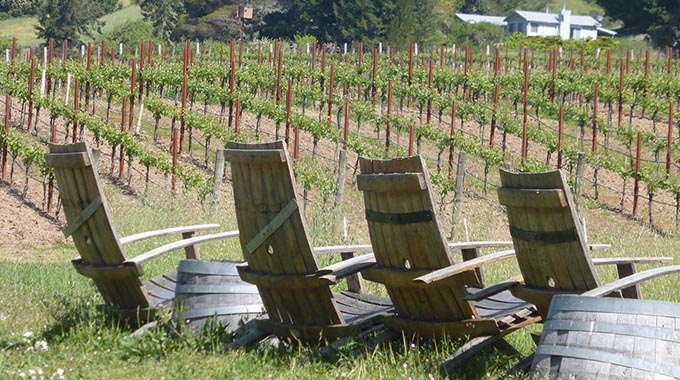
[493,338,522,358]
[439,336,501,378]
[224,319,270,351]
[498,353,535,380]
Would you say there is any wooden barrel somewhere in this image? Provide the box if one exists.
[175,260,263,335]
[531,295,680,380]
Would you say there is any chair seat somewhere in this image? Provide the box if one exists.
[468,287,537,321]
[335,291,393,324]
[143,270,179,307]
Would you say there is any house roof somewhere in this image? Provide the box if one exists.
[506,10,601,28]
[571,15,600,27]
[455,13,507,26]
[509,10,559,24]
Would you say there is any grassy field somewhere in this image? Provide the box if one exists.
[0,16,41,48]
[0,5,143,49]
[2,166,680,379]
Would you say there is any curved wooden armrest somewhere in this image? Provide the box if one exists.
[317,254,376,281]
[589,243,611,251]
[447,241,513,251]
[127,230,239,265]
[119,224,221,245]
[313,244,373,255]
[592,257,673,265]
[414,249,516,285]
[464,277,523,302]
[581,265,680,297]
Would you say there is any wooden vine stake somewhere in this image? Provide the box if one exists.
[426,58,433,126]
[592,81,598,153]
[385,81,392,153]
[448,100,456,178]
[179,41,189,152]
[521,48,529,165]
[171,127,178,196]
[26,58,35,132]
[642,49,650,117]
[489,46,499,147]
[118,97,127,181]
[85,43,92,114]
[407,44,413,107]
[228,39,235,129]
[618,59,624,127]
[371,47,378,105]
[667,100,673,175]
[284,79,292,145]
[234,98,240,137]
[127,60,136,135]
[333,99,349,210]
[327,64,335,129]
[1,94,10,181]
[71,79,79,143]
[557,105,564,168]
[633,131,642,218]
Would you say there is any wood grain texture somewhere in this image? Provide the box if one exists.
[358,156,539,341]
[531,295,680,379]
[225,141,392,342]
[46,142,236,324]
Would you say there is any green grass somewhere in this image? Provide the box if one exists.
[0,16,42,48]
[3,177,680,379]
[97,5,143,37]
[0,5,142,49]
[546,0,603,16]
[0,183,537,379]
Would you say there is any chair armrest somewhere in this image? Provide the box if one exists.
[589,243,611,251]
[126,230,239,265]
[592,257,673,265]
[581,265,680,297]
[313,244,373,256]
[447,241,513,251]
[317,254,376,282]
[414,249,516,285]
[463,277,523,302]
[119,224,221,245]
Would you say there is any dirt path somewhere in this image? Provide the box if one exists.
[0,182,66,254]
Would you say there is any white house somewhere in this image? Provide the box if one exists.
[457,6,616,40]
[504,8,614,40]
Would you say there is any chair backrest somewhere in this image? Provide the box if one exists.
[357,155,480,322]
[225,141,344,326]
[45,142,150,310]
[497,169,600,297]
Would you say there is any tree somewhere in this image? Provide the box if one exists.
[386,0,440,48]
[36,0,114,45]
[596,0,679,47]
[140,0,183,43]
[261,0,339,42]
[98,19,154,48]
[333,0,395,43]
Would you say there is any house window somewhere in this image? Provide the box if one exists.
[531,24,538,33]
[508,23,515,33]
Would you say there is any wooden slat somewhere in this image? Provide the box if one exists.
[498,168,599,312]
[497,187,568,208]
[223,149,287,163]
[119,224,221,245]
[238,267,334,288]
[44,151,91,168]
[226,141,351,336]
[72,259,142,280]
[358,156,529,336]
[356,173,426,192]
